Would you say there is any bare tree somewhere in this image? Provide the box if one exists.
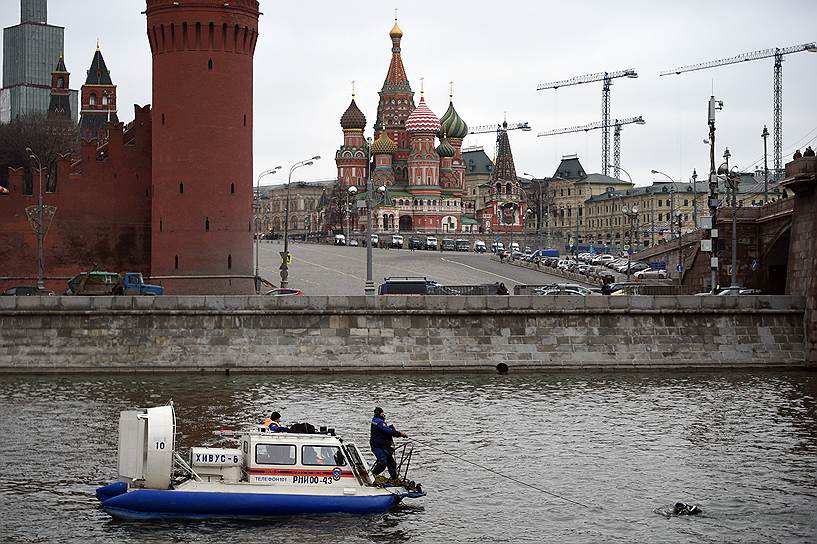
[0,113,78,193]
[321,182,358,234]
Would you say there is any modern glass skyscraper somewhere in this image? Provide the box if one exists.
[1,0,78,123]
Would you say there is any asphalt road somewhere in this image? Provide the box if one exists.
[256,241,573,295]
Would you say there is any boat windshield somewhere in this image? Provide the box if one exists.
[256,444,296,465]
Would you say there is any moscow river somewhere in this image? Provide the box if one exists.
[1,371,815,543]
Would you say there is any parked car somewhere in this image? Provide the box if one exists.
[425,236,438,250]
[1,286,55,296]
[349,239,359,247]
[715,287,763,296]
[64,271,164,296]
[534,283,593,296]
[334,234,346,246]
[441,238,456,251]
[363,234,379,247]
[509,242,520,252]
[378,276,431,295]
[409,237,424,250]
[491,242,505,253]
[634,268,668,280]
[390,235,404,249]
[265,288,304,296]
[473,240,487,253]
[455,239,470,252]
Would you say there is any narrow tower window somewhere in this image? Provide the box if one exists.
[243,114,247,127]
[230,182,235,194]
[175,255,179,270]
[159,219,163,232]
[89,93,97,106]
[179,182,184,194]
[162,113,165,125]
[208,58,213,71]
[228,254,232,270]
[205,217,210,232]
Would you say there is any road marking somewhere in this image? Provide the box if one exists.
[440,258,523,285]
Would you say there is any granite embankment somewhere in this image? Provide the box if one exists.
[0,295,809,372]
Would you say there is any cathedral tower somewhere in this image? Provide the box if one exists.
[439,90,469,193]
[375,18,415,183]
[146,0,260,294]
[335,90,368,189]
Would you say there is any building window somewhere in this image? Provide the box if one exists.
[228,254,232,269]
[208,58,213,71]
[57,77,64,88]
[175,255,179,270]
[89,93,97,106]
[102,93,109,106]
[159,219,163,232]
[205,217,210,231]
[230,182,235,194]
[162,113,165,125]
[179,182,184,194]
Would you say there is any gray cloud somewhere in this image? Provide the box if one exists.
[2,0,815,187]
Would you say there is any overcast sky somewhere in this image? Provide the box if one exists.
[2,0,816,187]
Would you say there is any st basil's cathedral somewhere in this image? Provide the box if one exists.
[334,18,477,234]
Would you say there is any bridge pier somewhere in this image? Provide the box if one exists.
[782,154,817,363]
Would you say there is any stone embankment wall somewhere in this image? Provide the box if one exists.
[0,296,808,372]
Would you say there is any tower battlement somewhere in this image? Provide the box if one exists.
[146,0,259,56]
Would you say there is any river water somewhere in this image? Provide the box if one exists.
[1,372,815,543]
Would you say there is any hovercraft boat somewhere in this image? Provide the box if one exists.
[95,404,425,520]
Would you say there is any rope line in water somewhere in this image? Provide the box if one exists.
[410,438,590,509]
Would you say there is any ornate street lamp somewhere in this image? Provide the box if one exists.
[346,185,358,245]
[621,204,639,279]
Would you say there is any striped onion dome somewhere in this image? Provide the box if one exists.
[436,136,455,158]
[405,96,440,134]
[340,98,366,130]
[439,100,468,139]
[371,131,398,155]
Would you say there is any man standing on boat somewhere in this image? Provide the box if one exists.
[370,407,407,481]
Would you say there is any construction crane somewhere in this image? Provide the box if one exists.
[537,69,639,176]
[469,120,531,160]
[537,116,646,180]
[660,42,817,180]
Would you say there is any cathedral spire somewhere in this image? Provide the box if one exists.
[491,129,519,183]
[382,16,410,94]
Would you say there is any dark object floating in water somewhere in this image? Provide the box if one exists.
[655,502,702,517]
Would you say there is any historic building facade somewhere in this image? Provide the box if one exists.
[257,180,333,238]
[332,19,473,235]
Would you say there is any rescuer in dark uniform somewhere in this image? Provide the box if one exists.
[370,407,407,481]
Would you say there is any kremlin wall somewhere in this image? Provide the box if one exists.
[0,0,260,295]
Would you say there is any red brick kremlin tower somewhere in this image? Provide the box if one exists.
[146,0,260,294]
[79,45,119,141]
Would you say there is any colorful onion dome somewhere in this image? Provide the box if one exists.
[371,131,398,155]
[405,96,440,134]
[340,98,366,131]
[439,100,469,139]
[436,136,455,158]
[389,20,403,38]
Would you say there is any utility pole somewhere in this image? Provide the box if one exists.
[761,125,770,204]
[707,96,723,293]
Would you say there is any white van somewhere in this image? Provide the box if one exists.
[334,234,346,246]
[473,240,487,253]
[425,236,438,250]
[390,235,404,249]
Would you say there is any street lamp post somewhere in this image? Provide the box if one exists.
[523,208,533,254]
[346,185,358,245]
[25,147,45,288]
[281,156,320,288]
[255,166,282,293]
[622,204,639,279]
[363,138,376,295]
[691,169,699,229]
[674,209,683,282]
[761,125,770,204]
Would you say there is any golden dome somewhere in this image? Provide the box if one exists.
[389,20,403,38]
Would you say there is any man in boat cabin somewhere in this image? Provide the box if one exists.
[370,407,408,480]
[263,411,290,432]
